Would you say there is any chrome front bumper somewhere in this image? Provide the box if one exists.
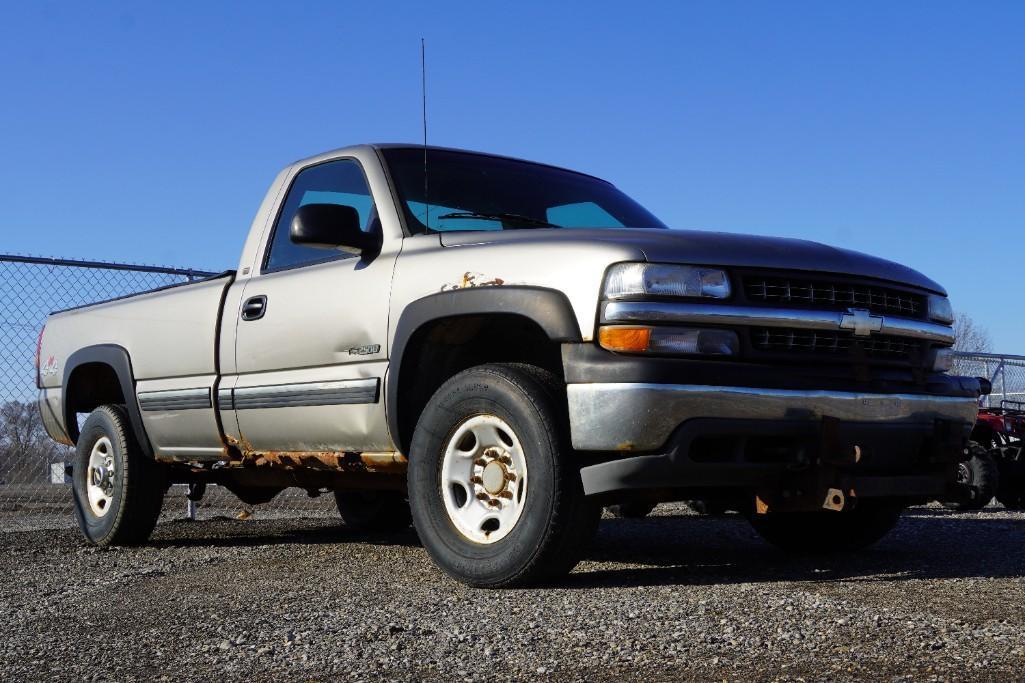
[566,383,979,451]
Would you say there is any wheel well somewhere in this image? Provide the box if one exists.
[394,314,564,454]
[65,362,124,442]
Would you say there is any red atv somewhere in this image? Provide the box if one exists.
[950,401,1025,510]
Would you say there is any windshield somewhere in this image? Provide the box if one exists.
[381,148,667,234]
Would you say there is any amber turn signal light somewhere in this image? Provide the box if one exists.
[598,326,653,352]
[598,325,739,356]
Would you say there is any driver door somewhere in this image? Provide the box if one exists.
[229,157,395,453]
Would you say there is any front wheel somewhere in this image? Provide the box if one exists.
[748,499,904,554]
[72,404,166,546]
[407,364,600,588]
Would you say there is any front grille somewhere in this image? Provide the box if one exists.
[744,275,925,319]
[751,328,922,361]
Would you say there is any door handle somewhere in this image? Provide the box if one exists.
[241,295,267,321]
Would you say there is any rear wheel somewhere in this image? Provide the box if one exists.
[72,404,166,546]
[945,442,999,511]
[748,499,904,554]
[408,364,600,588]
[333,490,412,532]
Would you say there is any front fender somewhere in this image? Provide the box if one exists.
[386,285,581,453]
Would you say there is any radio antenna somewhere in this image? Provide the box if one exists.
[421,38,429,230]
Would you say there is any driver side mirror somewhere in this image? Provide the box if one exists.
[290,203,379,256]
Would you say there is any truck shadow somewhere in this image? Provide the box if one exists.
[141,508,1024,589]
[148,519,422,550]
[566,508,1025,589]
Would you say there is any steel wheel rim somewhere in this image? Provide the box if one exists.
[86,436,116,517]
[440,414,528,544]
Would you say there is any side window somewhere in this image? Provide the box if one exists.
[264,159,375,272]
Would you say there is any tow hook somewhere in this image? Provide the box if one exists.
[822,487,846,511]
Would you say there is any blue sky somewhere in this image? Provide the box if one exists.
[1,2,1022,349]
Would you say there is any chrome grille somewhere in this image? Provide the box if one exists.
[752,328,921,360]
[744,275,925,318]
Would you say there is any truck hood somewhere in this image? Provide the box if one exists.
[439,228,945,294]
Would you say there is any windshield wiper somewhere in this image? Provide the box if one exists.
[436,211,560,229]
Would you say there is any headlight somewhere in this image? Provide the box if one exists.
[928,295,953,324]
[599,326,739,356]
[603,263,731,300]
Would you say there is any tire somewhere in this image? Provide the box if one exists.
[71,404,166,546]
[606,502,657,519]
[945,442,999,511]
[334,490,412,532]
[407,363,600,588]
[748,499,904,554]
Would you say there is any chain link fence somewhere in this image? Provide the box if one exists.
[951,352,1025,408]
[2,253,1021,532]
[0,254,335,532]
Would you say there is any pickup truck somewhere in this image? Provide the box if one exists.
[37,144,985,587]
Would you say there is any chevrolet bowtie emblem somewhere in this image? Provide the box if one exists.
[839,307,883,337]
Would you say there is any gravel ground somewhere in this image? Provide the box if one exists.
[2,503,1023,682]
[0,484,336,532]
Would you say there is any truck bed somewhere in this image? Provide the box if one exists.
[38,272,235,459]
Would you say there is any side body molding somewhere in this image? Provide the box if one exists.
[386,286,582,454]
[61,344,154,458]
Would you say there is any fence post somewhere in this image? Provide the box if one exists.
[984,360,990,407]
[1001,363,1008,403]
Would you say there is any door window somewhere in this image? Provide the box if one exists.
[264,159,375,272]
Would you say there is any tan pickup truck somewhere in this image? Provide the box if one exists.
[37,144,984,587]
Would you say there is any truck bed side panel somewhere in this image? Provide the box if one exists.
[40,275,232,460]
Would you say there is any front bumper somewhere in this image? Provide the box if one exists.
[567,383,978,452]
[564,367,982,502]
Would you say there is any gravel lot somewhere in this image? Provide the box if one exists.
[2,503,1023,682]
